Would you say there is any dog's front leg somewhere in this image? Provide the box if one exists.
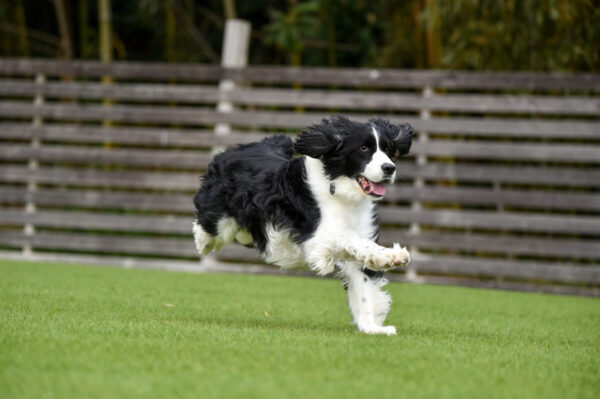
[304,234,409,275]
[338,235,410,271]
[339,262,396,335]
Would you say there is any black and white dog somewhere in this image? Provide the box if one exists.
[193,115,413,335]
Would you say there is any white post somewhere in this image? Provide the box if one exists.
[406,86,432,283]
[200,20,251,269]
[23,73,44,257]
[213,19,251,152]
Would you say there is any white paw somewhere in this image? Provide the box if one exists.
[193,222,216,255]
[391,243,410,265]
[310,255,336,276]
[359,325,397,336]
[320,260,336,275]
[380,325,397,335]
[366,244,410,271]
[235,229,253,245]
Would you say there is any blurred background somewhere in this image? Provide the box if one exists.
[0,0,599,295]
[1,0,599,71]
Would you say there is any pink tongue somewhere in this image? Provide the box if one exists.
[371,181,386,196]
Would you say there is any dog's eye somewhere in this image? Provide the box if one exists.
[360,145,368,152]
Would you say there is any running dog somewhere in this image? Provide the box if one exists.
[193,115,413,335]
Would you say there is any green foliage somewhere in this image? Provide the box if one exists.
[261,0,600,71]
[2,260,600,399]
[4,0,599,70]
[434,0,600,71]
[376,0,600,71]
[264,1,320,57]
[375,1,422,69]
[263,0,388,67]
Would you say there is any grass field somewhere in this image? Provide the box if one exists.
[1,260,599,399]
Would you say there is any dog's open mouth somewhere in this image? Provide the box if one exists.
[356,176,386,198]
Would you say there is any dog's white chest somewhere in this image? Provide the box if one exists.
[319,197,377,240]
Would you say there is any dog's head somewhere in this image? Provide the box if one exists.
[294,115,413,201]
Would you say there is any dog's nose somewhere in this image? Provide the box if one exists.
[381,163,396,175]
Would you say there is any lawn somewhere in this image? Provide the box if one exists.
[1,260,599,399]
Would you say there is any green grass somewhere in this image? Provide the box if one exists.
[1,260,599,399]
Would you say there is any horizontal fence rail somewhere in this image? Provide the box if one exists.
[2,79,599,115]
[2,102,599,139]
[1,58,600,90]
[1,58,599,296]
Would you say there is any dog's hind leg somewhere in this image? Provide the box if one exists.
[339,262,396,335]
[193,220,217,255]
[194,217,246,255]
[212,217,241,251]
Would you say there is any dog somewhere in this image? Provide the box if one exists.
[193,115,413,335]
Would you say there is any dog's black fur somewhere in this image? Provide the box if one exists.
[193,115,413,256]
[193,135,319,252]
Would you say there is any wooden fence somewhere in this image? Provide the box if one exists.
[0,58,599,295]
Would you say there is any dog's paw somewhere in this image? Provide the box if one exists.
[310,255,336,276]
[380,325,397,335]
[235,229,253,245]
[319,262,336,276]
[366,244,410,271]
[359,325,397,336]
[193,221,219,255]
[390,243,410,265]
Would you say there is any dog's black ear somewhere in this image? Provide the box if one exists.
[390,122,413,157]
[371,119,414,158]
[294,117,345,158]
